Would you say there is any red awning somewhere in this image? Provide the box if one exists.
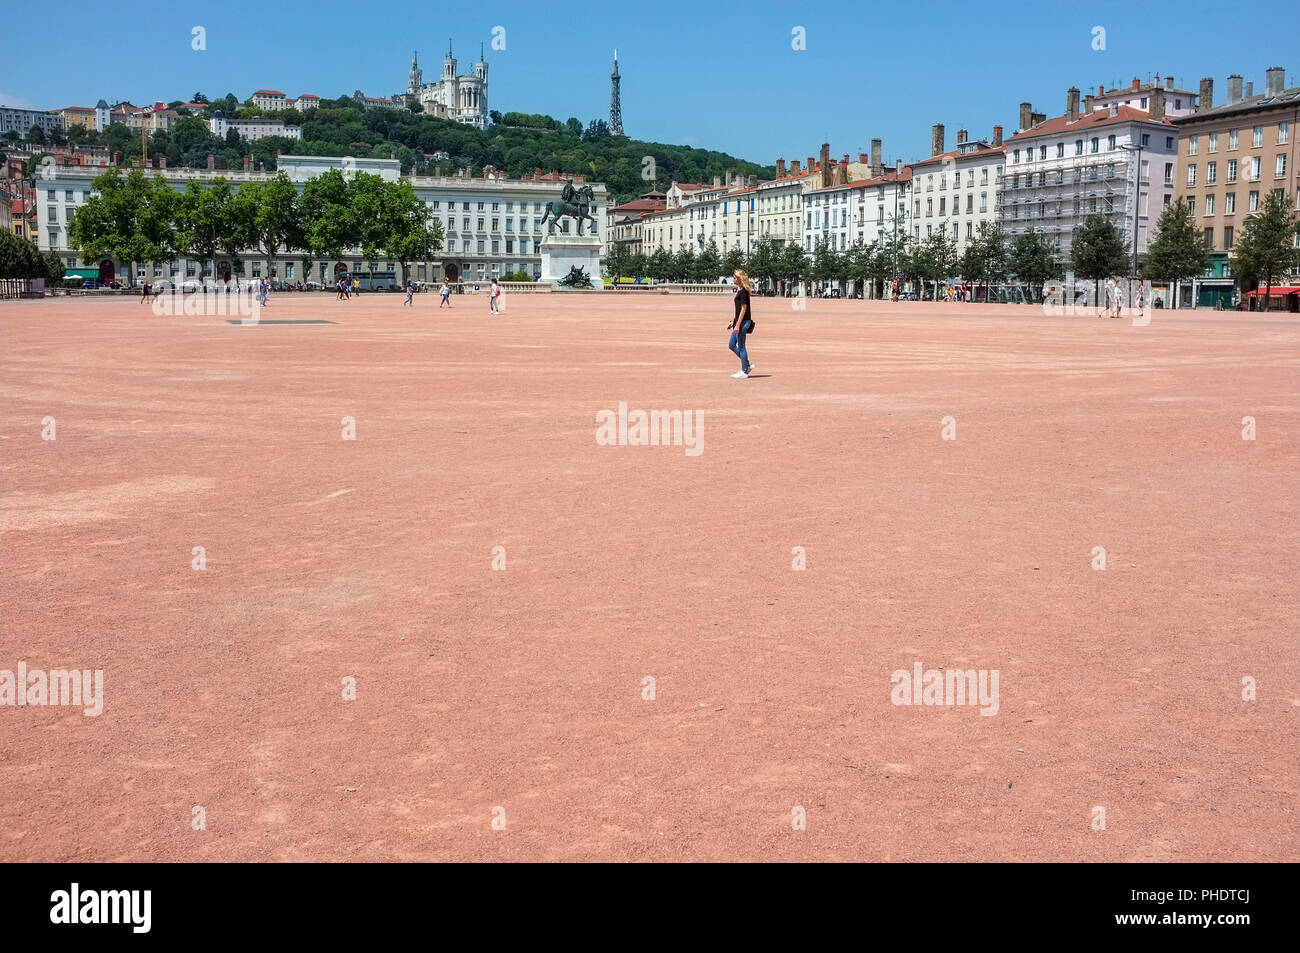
[1246,286,1300,297]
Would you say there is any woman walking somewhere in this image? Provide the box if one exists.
[728,269,755,379]
[439,279,452,309]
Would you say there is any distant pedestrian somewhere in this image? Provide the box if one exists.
[1112,284,1124,319]
[439,280,451,308]
[404,282,414,306]
[139,281,151,303]
[352,278,360,298]
[489,279,501,313]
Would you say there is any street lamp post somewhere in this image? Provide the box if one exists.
[892,158,902,297]
[1120,140,1143,309]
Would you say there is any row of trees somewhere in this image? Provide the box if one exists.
[0,232,66,281]
[605,198,1300,303]
[603,222,1063,294]
[67,168,444,286]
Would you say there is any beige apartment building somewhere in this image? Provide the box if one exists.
[1174,66,1299,307]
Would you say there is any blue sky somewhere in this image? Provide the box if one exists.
[3,0,1298,168]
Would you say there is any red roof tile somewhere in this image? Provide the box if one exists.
[1007,104,1172,142]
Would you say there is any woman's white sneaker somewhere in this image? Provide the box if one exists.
[732,371,748,379]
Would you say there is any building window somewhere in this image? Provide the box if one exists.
[1229,130,1238,150]
[1107,134,1116,151]
[1277,154,1287,177]
[1187,164,1196,186]
[1225,193,1236,214]
[1164,162,1173,184]
[1252,126,1263,148]
[1141,133,1150,147]
[1279,122,1290,145]
[1250,156,1261,180]
[1249,191,1259,212]
[1205,194,1215,215]
[1207,161,1217,184]
[1223,226,1234,250]
[1208,133,1218,153]
[1090,137,1099,153]
[1188,135,1198,155]
[1227,159,1237,182]
[1203,227,1213,248]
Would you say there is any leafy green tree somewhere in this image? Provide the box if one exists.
[229,173,301,279]
[746,238,776,286]
[0,231,43,278]
[379,179,443,285]
[1070,214,1129,302]
[68,168,178,286]
[175,179,237,280]
[1141,200,1208,308]
[694,239,722,282]
[42,251,66,282]
[671,246,697,282]
[646,247,673,281]
[1010,228,1062,299]
[299,169,357,262]
[779,242,808,292]
[1230,190,1300,310]
[721,245,746,279]
[961,222,1009,298]
[604,241,630,281]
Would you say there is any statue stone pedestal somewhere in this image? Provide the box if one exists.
[540,234,603,287]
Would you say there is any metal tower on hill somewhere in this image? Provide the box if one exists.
[609,49,624,136]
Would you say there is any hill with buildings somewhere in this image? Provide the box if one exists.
[12,93,771,204]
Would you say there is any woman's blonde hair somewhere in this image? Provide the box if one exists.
[733,269,752,291]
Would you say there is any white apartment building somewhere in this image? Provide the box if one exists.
[248,90,291,111]
[209,112,303,141]
[998,90,1180,270]
[1092,75,1199,119]
[36,156,606,285]
[906,124,1005,256]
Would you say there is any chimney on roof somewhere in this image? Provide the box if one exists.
[842,153,849,167]
[819,142,831,187]
[992,125,1003,148]
[1227,74,1243,104]
[1198,77,1213,112]
[713,175,721,189]
[790,159,801,175]
[807,156,815,172]
[1018,102,1032,132]
[1245,81,1253,97]
[1265,66,1285,96]
[1099,84,1105,95]
[957,128,968,144]
[206,154,215,170]
[1149,87,1166,121]
[1084,93,1095,115]
[776,157,786,177]
[1132,78,1140,90]
[858,151,868,164]
[1108,102,1119,118]
[747,174,756,187]
[870,138,882,177]
[931,123,944,156]
[1165,75,1174,90]
[1066,87,1080,123]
